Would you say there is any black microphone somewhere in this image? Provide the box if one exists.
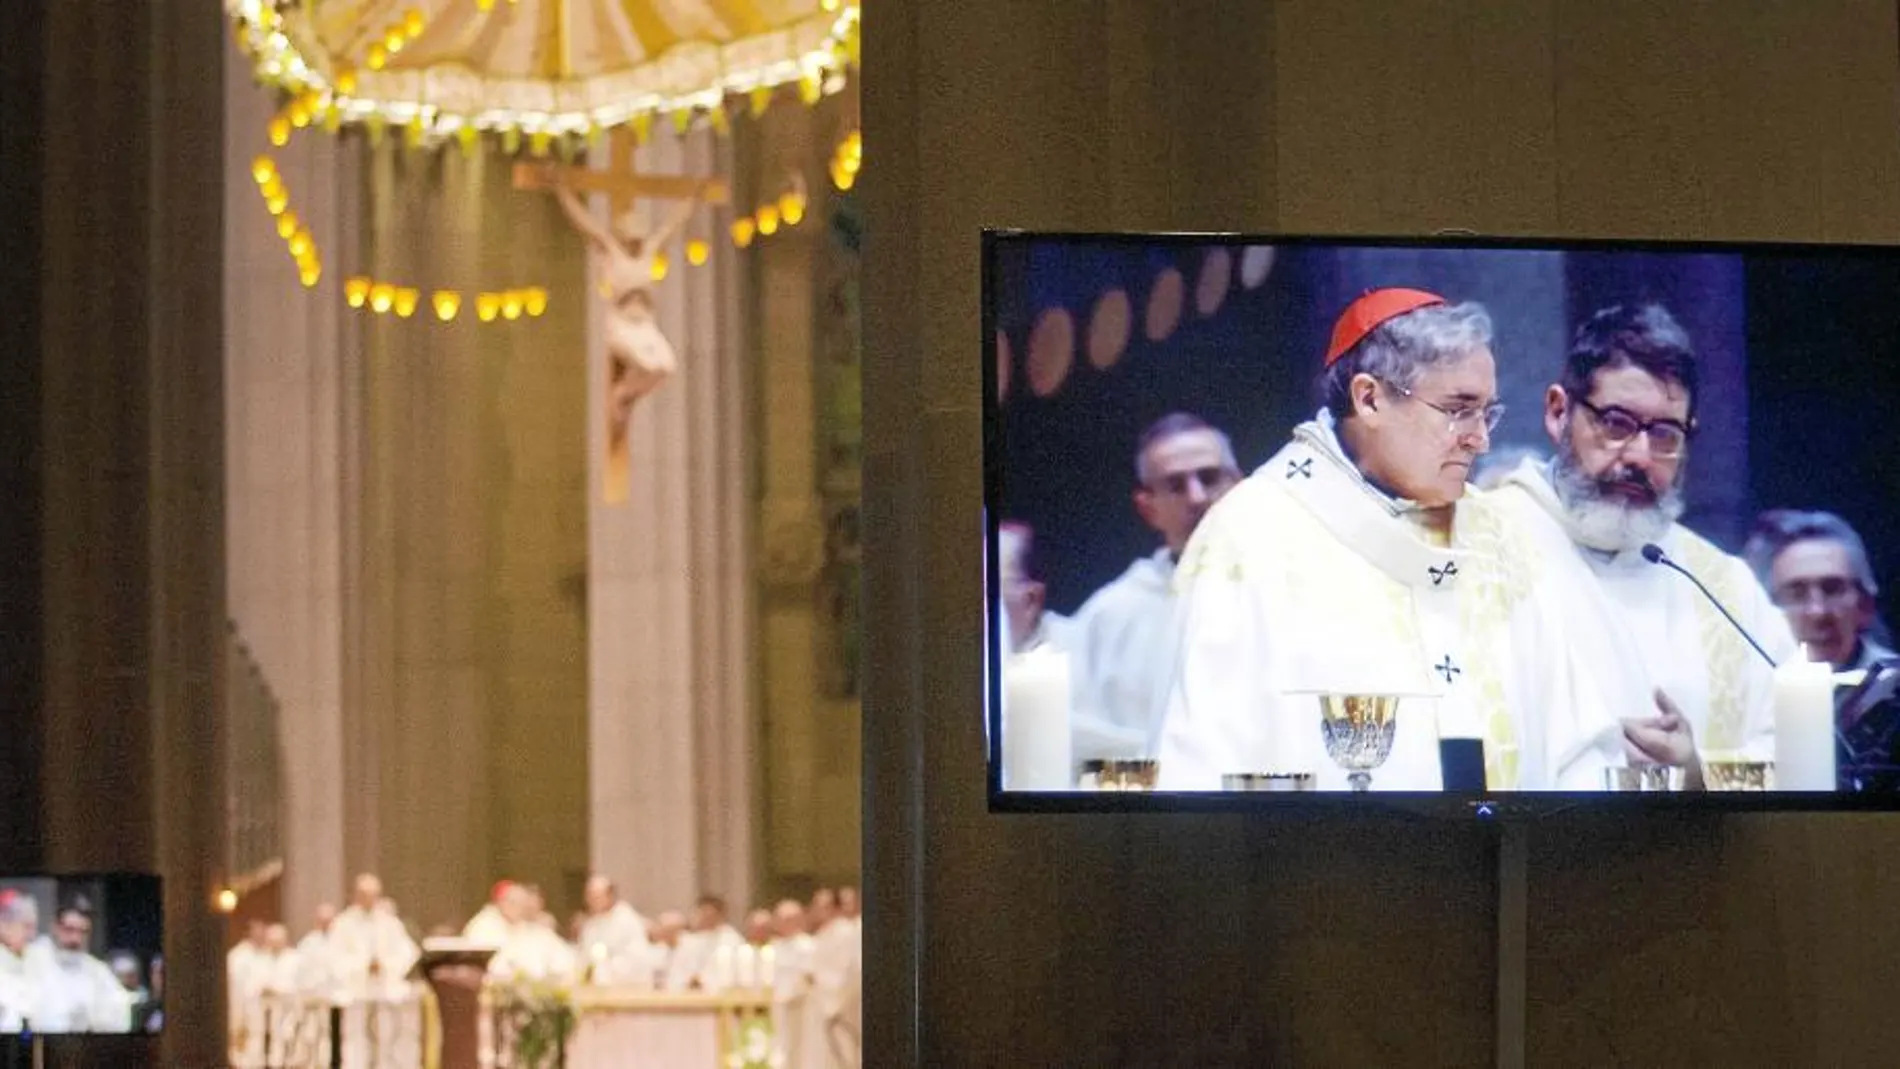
[1642,542,1860,770]
[1640,543,1780,669]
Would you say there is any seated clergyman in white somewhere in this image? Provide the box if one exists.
[1156,289,1665,791]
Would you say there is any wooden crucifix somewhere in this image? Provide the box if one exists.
[513,137,728,505]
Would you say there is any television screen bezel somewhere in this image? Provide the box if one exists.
[981,227,1900,819]
[0,870,165,1040]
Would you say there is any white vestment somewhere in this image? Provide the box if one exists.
[1490,459,1788,761]
[810,921,862,1069]
[490,922,578,983]
[328,907,423,1067]
[669,926,743,990]
[769,934,823,1069]
[293,929,336,995]
[461,904,511,947]
[32,950,131,1033]
[1156,411,1632,791]
[1069,549,1178,759]
[577,902,652,985]
[0,943,44,1033]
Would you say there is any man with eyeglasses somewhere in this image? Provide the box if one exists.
[1489,303,1790,784]
[1744,510,1899,790]
[1743,510,1893,672]
[1154,289,1634,791]
[1068,413,1241,760]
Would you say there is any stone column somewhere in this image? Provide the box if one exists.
[588,125,757,914]
[750,100,863,898]
[222,35,358,930]
[353,139,590,928]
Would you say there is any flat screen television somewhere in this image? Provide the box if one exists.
[983,231,1900,816]
[0,873,163,1038]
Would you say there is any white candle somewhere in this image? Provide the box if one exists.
[1003,645,1073,790]
[1772,644,1836,791]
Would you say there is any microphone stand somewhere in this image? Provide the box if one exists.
[1642,543,1862,767]
[1494,822,1527,1069]
[1640,545,1779,668]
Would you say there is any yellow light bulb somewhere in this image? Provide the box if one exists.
[345,277,371,308]
[394,287,420,317]
[779,192,805,226]
[300,264,322,288]
[432,290,460,321]
[833,167,855,192]
[749,87,773,118]
[477,0,495,10]
[276,211,299,240]
[822,0,839,10]
[260,173,285,199]
[476,293,501,322]
[686,238,710,266]
[266,193,290,215]
[403,8,425,37]
[268,116,291,146]
[288,101,310,129]
[335,69,358,96]
[251,155,276,184]
[384,30,405,55]
[215,889,238,914]
[756,205,780,236]
[501,292,524,320]
[649,254,670,282]
[529,131,552,157]
[370,283,395,313]
[798,74,822,106]
[367,44,387,70]
[523,287,549,316]
[288,230,312,257]
[731,217,756,248]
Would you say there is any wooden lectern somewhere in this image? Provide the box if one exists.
[410,940,496,1069]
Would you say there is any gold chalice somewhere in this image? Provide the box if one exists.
[1077,759,1159,792]
[1319,694,1400,792]
[1704,759,1775,792]
[1603,766,1685,792]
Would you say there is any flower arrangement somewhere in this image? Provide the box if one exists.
[725,1013,779,1069]
[495,980,576,1069]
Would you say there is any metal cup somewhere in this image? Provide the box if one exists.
[1704,759,1775,792]
[1221,772,1316,792]
[1603,766,1684,792]
[1077,759,1159,791]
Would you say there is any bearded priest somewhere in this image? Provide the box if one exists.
[1154,289,1647,791]
[1487,303,1789,776]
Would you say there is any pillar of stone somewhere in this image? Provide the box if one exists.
[587,125,757,914]
[221,34,359,931]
